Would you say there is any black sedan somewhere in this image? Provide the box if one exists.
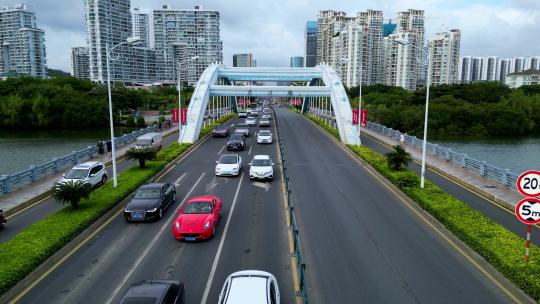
[212,124,229,137]
[119,280,185,304]
[124,183,176,222]
[227,133,246,151]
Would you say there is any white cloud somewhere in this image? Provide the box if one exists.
[4,0,538,71]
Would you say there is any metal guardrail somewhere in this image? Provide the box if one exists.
[0,125,158,195]
[366,121,520,189]
[275,110,309,304]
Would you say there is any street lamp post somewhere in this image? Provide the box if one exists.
[341,57,362,146]
[394,38,431,189]
[106,36,141,187]
[176,56,200,143]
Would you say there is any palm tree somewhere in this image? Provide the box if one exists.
[125,146,157,168]
[385,145,412,170]
[52,180,92,210]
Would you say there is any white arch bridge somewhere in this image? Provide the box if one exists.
[180,64,359,145]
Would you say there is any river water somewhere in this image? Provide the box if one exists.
[0,128,136,175]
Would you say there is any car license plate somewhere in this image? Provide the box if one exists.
[186,237,196,241]
[132,213,144,219]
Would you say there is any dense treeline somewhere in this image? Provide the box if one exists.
[0,77,193,129]
[346,82,540,136]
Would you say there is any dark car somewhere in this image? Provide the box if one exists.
[212,124,229,137]
[124,183,176,222]
[118,280,185,304]
[227,133,246,151]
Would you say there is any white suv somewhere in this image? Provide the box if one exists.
[218,270,280,304]
[59,162,108,187]
[249,155,274,181]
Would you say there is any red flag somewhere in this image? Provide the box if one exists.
[172,108,179,123]
[352,108,359,125]
[181,108,187,124]
[360,109,367,127]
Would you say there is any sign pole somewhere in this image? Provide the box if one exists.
[526,224,532,262]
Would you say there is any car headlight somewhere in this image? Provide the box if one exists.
[124,208,130,213]
[148,207,157,213]
[175,222,181,230]
[233,166,239,170]
[203,221,211,230]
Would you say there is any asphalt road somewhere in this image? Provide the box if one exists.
[275,107,519,303]
[0,130,179,244]
[17,116,295,304]
[359,131,540,246]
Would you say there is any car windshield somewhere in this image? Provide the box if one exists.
[122,297,158,304]
[258,131,271,136]
[134,188,161,199]
[64,169,88,179]
[220,155,238,164]
[183,202,212,214]
[252,159,272,166]
[230,134,243,141]
[215,125,226,130]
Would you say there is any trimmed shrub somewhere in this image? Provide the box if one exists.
[136,116,146,128]
[125,115,136,127]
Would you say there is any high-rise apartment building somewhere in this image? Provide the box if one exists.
[290,56,304,68]
[70,47,90,79]
[317,10,347,65]
[304,21,318,67]
[85,0,157,84]
[0,4,47,78]
[356,10,384,84]
[233,53,256,67]
[429,29,461,85]
[330,21,364,87]
[132,7,150,48]
[153,5,222,84]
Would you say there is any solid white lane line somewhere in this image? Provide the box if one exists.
[175,172,188,186]
[104,173,206,304]
[248,145,252,155]
[200,173,244,304]
[218,145,225,155]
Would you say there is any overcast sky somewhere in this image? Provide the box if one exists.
[2,0,539,71]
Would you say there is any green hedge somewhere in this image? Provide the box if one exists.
[305,113,540,300]
[199,113,236,139]
[0,142,191,296]
[306,114,340,139]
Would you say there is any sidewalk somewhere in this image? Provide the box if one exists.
[0,127,178,215]
[361,127,523,210]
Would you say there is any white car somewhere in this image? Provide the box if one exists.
[238,111,247,118]
[256,130,273,144]
[58,161,107,187]
[245,117,257,126]
[218,270,280,304]
[249,155,274,180]
[235,123,250,137]
[261,114,272,120]
[215,154,242,177]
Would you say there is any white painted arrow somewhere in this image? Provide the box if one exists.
[252,181,271,192]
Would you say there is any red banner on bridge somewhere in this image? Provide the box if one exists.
[352,108,359,125]
[172,108,179,123]
[360,109,367,127]
[181,108,187,124]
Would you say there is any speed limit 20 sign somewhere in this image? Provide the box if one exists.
[516,198,540,225]
[517,171,540,197]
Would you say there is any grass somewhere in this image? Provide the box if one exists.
[0,142,191,296]
[306,113,540,301]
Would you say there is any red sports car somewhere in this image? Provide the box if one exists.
[172,195,222,241]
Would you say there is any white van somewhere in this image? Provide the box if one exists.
[134,132,162,151]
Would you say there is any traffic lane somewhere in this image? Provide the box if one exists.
[205,119,295,303]
[275,108,512,303]
[360,133,540,246]
[16,122,234,303]
[0,131,179,244]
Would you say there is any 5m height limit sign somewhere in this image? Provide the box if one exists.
[516,170,540,262]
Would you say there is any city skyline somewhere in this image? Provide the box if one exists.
[2,0,539,72]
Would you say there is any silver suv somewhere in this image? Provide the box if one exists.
[58,161,108,187]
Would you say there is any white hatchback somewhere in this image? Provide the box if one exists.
[218,270,280,304]
[256,130,273,144]
[216,154,242,177]
[249,155,274,181]
[58,161,107,187]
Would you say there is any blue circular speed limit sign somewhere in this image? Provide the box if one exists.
[517,171,540,197]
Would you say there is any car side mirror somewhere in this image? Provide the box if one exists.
[215,161,218,164]
[90,173,95,177]
[62,173,65,177]
[272,163,275,166]
[248,162,252,165]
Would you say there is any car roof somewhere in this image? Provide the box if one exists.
[186,195,216,203]
[253,155,270,160]
[220,154,239,160]
[139,183,166,190]
[121,280,179,303]
[73,161,101,169]
[224,271,272,304]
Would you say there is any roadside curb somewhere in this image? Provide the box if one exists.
[301,113,534,304]
[0,125,216,304]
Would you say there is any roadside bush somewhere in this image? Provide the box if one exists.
[0,142,192,296]
[125,115,136,127]
[305,114,340,139]
[136,115,146,128]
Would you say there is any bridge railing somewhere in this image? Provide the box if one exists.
[366,121,520,189]
[275,109,309,304]
[0,125,158,195]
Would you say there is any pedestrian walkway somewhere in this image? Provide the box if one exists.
[361,127,523,210]
[0,127,178,214]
